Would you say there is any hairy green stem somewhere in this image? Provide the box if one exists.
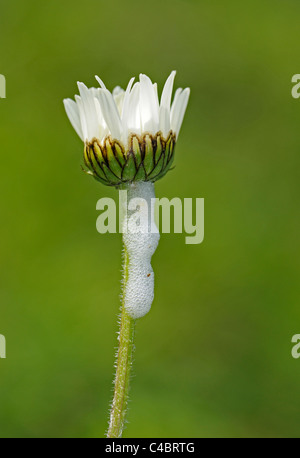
[107,247,136,438]
[107,182,159,437]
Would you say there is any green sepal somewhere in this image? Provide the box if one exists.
[147,151,165,180]
[122,152,137,181]
[153,153,175,181]
[155,136,163,165]
[101,162,120,184]
[131,135,142,167]
[83,145,92,169]
[168,137,175,162]
[143,134,154,175]
[93,141,104,162]
[87,146,108,182]
[165,136,172,163]
[81,164,109,186]
[134,164,147,181]
[105,139,123,179]
[92,173,111,185]
[114,142,126,166]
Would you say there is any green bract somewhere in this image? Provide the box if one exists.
[83,131,176,187]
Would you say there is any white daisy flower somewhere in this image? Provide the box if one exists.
[64,71,190,186]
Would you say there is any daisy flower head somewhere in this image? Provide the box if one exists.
[64,71,190,186]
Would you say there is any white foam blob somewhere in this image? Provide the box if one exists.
[122,182,160,319]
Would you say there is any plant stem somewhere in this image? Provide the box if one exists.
[107,181,159,437]
[107,247,136,438]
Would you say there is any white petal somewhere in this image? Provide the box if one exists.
[78,82,100,140]
[153,82,158,100]
[93,89,109,140]
[139,74,159,134]
[97,88,123,140]
[112,86,124,97]
[159,70,176,137]
[126,82,141,136]
[92,88,105,125]
[95,75,106,89]
[113,87,125,116]
[121,77,135,142]
[170,88,190,136]
[75,95,88,141]
[170,88,182,117]
[63,98,84,141]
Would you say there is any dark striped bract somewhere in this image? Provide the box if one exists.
[83,131,176,187]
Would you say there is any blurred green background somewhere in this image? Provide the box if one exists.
[0,0,300,438]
